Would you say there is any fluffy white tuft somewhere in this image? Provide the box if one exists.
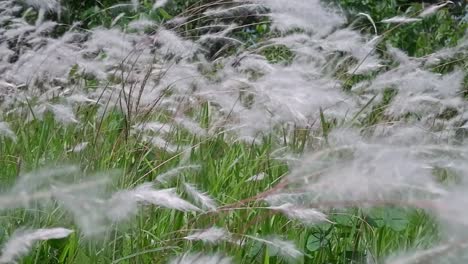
[0,228,73,264]
[0,121,16,141]
[381,16,421,24]
[153,0,170,10]
[169,252,232,264]
[268,203,330,225]
[183,183,218,211]
[184,227,231,244]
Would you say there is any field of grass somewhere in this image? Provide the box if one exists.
[0,0,467,263]
[0,104,441,263]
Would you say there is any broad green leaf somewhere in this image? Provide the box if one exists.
[306,234,328,252]
[367,208,409,231]
[158,8,172,20]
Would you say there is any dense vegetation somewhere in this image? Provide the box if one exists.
[0,0,467,263]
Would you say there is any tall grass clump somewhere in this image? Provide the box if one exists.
[0,0,467,263]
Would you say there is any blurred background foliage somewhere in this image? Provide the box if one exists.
[49,0,466,57]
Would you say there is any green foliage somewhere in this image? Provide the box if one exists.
[60,0,121,26]
[59,0,186,28]
[0,103,439,263]
[386,8,466,57]
[333,0,467,56]
[262,45,295,64]
[1,0,466,263]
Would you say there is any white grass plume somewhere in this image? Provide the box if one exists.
[385,243,454,264]
[269,203,330,225]
[203,4,260,18]
[131,0,139,11]
[50,178,199,236]
[128,18,156,31]
[419,2,453,18]
[153,0,170,10]
[116,183,200,212]
[47,104,79,124]
[67,142,89,153]
[183,183,218,211]
[0,227,73,264]
[0,166,117,236]
[0,121,16,141]
[8,165,81,198]
[155,165,201,184]
[65,94,98,104]
[265,127,452,210]
[133,122,172,135]
[174,117,207,137]
[169,252,232,264]
[144,135,178,153]
[381,16,421,24]
[25,0,60,12]
[184,227,231,244]
[235,0,345,34]
[0,0,467,262]
[152,29,198,57]
[246,172,266,182]
[246,235,303,260]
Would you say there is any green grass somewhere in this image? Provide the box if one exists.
[0,103,439,264]
[1,0,466,263]
[333,0,467,57]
